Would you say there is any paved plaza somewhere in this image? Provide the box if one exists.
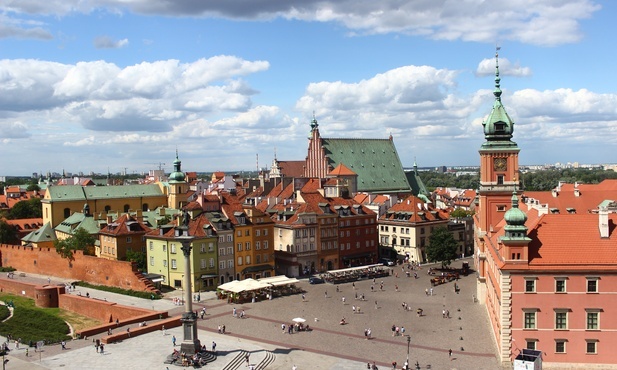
[1,259,505,370]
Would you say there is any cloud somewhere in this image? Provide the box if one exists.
[1,0,600,46]
[0,14,53,40]
[476,57,532,77]
[94,36,129,49]
[0,56,269,133]
[0,121,31,139]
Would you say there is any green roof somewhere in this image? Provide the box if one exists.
[46,184,164,202]
[55,213,101,235]
[321,138,411,193]
[22,222,56,243]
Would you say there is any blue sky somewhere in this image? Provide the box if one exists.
[1,0,616,176]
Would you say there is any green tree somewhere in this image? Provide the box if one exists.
[26,184,41,192]
[426,226,458,269]
[54,228,96,261]
[0,220,18,244]
[8,198,42,219]
[125,250,146,270]
[450,208,469,219]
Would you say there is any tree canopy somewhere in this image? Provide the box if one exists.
[6,198,42,219]
[0,220,18,244]
[125,250,146,271]
[426,226,458,269]
[54,228,96,261]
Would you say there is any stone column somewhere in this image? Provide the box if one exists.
[180,238,201,355]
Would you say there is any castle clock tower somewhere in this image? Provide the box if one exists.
[477,49,521,234]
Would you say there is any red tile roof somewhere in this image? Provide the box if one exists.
[522,179,617,214]
[276,160,305,178]
[328,163,356,176]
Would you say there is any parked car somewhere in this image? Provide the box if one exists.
[309,276,325,284]
[379,258,395,266]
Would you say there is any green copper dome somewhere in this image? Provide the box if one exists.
[481,48,517,148]
[504,192,527,226]
[169,150,185,183]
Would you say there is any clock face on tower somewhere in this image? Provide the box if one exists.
[493,157,507,171]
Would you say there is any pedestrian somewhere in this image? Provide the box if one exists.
[222,325,226,334]
[233,307,237,317]
[391,324,396,336]
[352,305,356,314]
[99,343,104,354]
[352,282,356,289]
[47,277,51,284]
[212,341,216,353]
[95,342,99,353]
[367,328,371,339]
[336,286,339,293]
[355,291,358,299]
[430,288,433,296]
[446,310,450,318]
[392,361,397,369]
[218,325,222,334]
[443,309,446,318]
[172,335,177,346]
[395,284,398,292]
[245,353,250,365]
[342,296,346,304]
[401,326,405,335]
[375,301,378,309]
[293,365,297,370]
[240,310,245,318]
[425,288,428,296]
[324,291,328,298]
[449,348,453,360]
[302,293,305,301]
[126,327,131,337]
[282,323,286,333]
[162,325,166,335]
[61,340,66,350]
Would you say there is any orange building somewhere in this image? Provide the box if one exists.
[475,51,617,368]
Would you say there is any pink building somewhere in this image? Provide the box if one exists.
[475,50,617,368]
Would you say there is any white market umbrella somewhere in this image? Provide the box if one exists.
[292,317,306,323]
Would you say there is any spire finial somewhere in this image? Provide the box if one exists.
[494,46,502,101]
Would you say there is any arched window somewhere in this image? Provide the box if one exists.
[64,208,71,218]
[105,205,111,212]
[142,203,149,211]
[124,204,130,212]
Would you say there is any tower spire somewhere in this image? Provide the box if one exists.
[494,46,502,102]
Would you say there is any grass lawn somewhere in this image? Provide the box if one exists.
[0,293,100,345]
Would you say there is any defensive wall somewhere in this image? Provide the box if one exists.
[0,277,174,341]
[0,244,154,292]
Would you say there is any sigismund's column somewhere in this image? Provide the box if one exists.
[179,235,201,355]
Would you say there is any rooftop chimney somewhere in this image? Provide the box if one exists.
[599,207,609,238]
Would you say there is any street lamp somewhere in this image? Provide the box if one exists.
[406,335,411,369]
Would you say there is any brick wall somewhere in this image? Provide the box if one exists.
[0,244,151,291]
[0,278,38,298]
[59,294,157,323]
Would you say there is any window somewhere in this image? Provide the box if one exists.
[586,340,597,354]
[246,255,251,265]
[219,248,225,256]
[228,260,234,268]
[245,242,251,250]
[227,246,233,255]
[256,254,261,263]
[171,259,177,269]
[227,235,233,242]
[525,278,536,293]
[256,241,261,250]
[264,229,268,236]
[150,256,154,266]
[256,230,260,236]
[586,310,600,330]
[523,310,537,329]
[263,253,269,262]
[587,278,598,293]
[126,236,132,243]
[237,256,243,265]
[555,278,566,293]
[200,259,206,269]
[163,245,166,252]
[263,241,268,249]
[555,310,568,330]
[163,260,167,267]
[555,340,566,354]
[237,243,242,252]
[170,244,176,254]
[219,261,225,269]
[149,241,153,251]
[526,340,537,350]
[209,258,214,268]
[200,243,206,253]
[237,230,242,237]
[497,205,506,212]
[208,242,214,252]
[497,175,504,185]
[245,230,250,236]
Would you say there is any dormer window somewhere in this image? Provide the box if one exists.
[495,122,506,134]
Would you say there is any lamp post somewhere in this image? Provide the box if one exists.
[406,335,411,369]
[178,233,201,355]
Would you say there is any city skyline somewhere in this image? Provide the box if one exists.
[1,1,616,176]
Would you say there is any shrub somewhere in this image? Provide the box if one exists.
[74,281,161,300]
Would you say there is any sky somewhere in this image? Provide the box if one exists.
[1,0,617,176]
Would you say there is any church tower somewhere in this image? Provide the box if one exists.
[168,150,187,209]
[477,49,521,234]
